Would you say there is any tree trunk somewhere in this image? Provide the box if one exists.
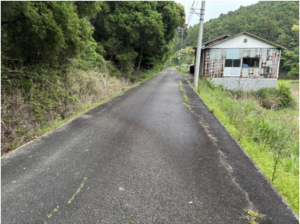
[137,50,143,71]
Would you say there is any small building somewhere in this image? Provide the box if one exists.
[195,31,286,90]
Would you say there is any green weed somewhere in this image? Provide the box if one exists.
[178,81,184,92]
[243,209,265,224]
[195,78,299,214]
[183,93,190,104]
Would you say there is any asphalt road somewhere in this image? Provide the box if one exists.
[2,69,298,224]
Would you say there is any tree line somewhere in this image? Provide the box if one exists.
[173,1,299,78]
[1,1,185,77]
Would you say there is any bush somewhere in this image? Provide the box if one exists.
[254,85,295,109]
[105,61,122,78]
[227,89,244,99]
[278,84,296,109]
[255,87,281,109]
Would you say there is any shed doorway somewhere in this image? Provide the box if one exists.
[224,59,241,77]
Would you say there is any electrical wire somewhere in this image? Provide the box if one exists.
[195,1,198,9]
[186,1,195,27]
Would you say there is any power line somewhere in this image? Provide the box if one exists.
[186,1,195,27]
[186,1,192,26]
[195,1,198,9]
[186,1,192,17]
[188,1,195,26]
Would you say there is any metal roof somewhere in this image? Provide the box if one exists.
[202,34,231,45]
[201,31,286,49]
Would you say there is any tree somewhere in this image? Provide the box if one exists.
[92,1,184,72]
[74,1,102,18]
[1,2,101,68]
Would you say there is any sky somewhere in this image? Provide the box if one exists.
[176,1,259,27]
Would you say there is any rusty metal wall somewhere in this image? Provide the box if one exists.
[203,48,281,78]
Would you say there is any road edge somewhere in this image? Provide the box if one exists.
[180,72,299,220]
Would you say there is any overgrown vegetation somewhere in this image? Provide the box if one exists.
[172,46,195,68]
[1,2,184,154]
[278,80,299,108]
[1,63,164,155]
[243,209,266,224]
[194,78,299,213]
[175,65,190,75]
[173,1,299,78]
[225,84,296,110]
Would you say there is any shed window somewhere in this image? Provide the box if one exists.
[233,59,241,67]
[243,58,259,67]
[225,59,232,67]
[225,59,241,67]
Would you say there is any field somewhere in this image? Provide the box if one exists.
[184,73,299,214]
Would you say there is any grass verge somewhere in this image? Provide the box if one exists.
[177,70,299,214]
[1,65,164,156]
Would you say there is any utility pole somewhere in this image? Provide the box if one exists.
[193,1,206,89]
[178,27,184,69]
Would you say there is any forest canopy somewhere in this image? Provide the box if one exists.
[1,1,184,75]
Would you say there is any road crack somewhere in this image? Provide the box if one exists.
[178,82,264,221]
[67,176,88,205]
[45,176,88,222]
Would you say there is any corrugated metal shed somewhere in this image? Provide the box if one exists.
[203,48,281,78]
[197,31,284,79]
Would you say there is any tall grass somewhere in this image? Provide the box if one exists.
[1,67,128,154]
[1,63,164,155]
[195,78,299,213]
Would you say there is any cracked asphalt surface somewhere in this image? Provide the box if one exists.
[2,69,298,224]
